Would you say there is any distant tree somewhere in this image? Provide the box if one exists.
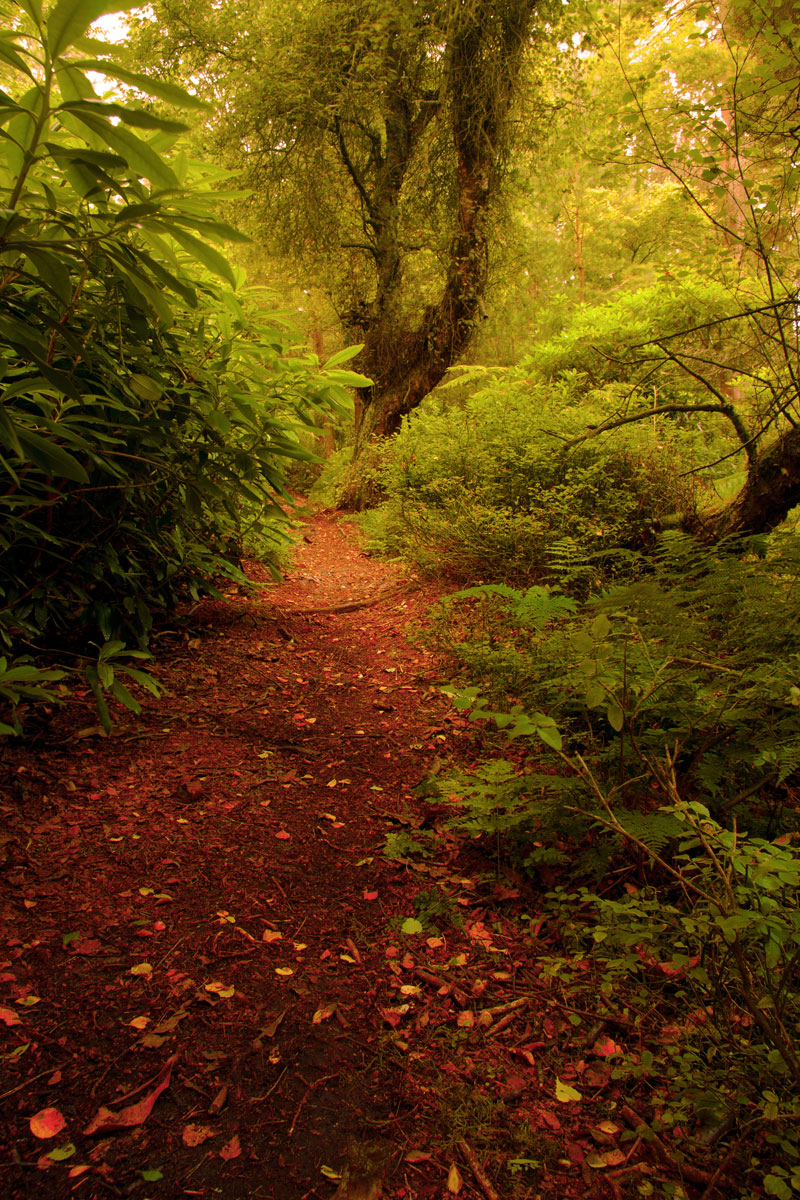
[133,0,560,464]
[553,0,800,538]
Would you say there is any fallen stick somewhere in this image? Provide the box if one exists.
[458,1139,500,1200]
[277,587,406,616]
[620,1105,714,1187]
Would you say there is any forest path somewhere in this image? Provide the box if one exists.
[0,510,497,1200]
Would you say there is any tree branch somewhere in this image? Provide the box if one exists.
[560,402,753,452]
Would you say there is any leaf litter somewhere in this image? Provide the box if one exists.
[0,510,718,1199]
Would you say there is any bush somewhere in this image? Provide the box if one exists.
[369,368,698,588]
[0,8,356,729]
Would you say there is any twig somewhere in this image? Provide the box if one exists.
[277,587,405,616]
[252,1066,287,1103]
[481,996,529,1017]
[0,1066,63,1102]
[288,1073,340,1137]
[458,1139,500,1200]
[620,1105,714,1187]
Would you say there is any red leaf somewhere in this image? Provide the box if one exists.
[30,1108,66,1139]
[219,1134,241,1160]
[84,1054,178,1135]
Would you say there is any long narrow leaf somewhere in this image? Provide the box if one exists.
[73,59,209,111]
[47,0,136,59]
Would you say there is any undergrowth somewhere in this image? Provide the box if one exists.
[422,530,800,1197]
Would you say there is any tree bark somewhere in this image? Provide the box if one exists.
[684,422,800,539]
[349,0,539,461]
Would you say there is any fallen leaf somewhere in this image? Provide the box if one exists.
[84,1053,177,1135]
[219,1134,241,1160]
[592,1035,623,1057]
[204,981,235,999]
[447,1162,463,1193]
[0,1005,21,1026]
[129,1016,150,1030]
[536,1109,562,1132]
[363,890,378,901]
[130,963,152,977]
[405,1150,432,1163]
[400,918,423,935]
[275,967,294,977]
[182,1123,215,1147]
[46,1143,75,1162]
[555,1077,582,1104]
[312,1003,337,1024]
[30,1108,66,1139]
[262,928,282,943]
[456,1011,474,1027]
[275,830,291,840]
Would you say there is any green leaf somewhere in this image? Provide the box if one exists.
[16,429,89,482]
[606,703,624,732]
[140,1169,163,1182]
[537,724,562,751]
[555,1077,582,1103]
[400,918,424,935]
[59,99,189,134]
[764,1176,792,1200]
[109,679,142,714]
[73,60,209,111]
[17,0,43,25]
[47,1143,76,1162]
[66,108,179,191]
[47,0,136,59]
[166,224,236,286]
[323,344,364,368]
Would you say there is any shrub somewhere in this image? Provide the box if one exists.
[368,368,699,589]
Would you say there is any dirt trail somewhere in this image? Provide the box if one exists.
[0,512,471,1199]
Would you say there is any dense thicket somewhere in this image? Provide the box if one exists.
[0,0,358,730]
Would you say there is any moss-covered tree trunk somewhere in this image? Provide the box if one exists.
[348,0,539,463]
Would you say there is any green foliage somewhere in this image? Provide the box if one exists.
[364,365,697,587]
[432,529,800,1190]
[0,0,356,730]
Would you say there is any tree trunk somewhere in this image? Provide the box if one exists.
[348,0,538,466]
[685,423,800,539]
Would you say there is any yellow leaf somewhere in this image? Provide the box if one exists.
[275,967,294,977]
[129,1016,150,1030]
[130,962,152,977]
[447,1162,463,1193]
[312,1003,337,1025]
[555,1077,582,1103]
[262,928,282,943]
[205,981,235,998]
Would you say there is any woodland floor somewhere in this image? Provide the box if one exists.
[1,510,730,1200]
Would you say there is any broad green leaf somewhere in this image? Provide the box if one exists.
[537,725,562,751]
[65,107,179,191]
[165,224,236,286]
[24,247,72,303]
[323,369,372,388]
[54,61,96,102]
[59,99,189,134]
[16,429,89,482]
[17,1,44,24]
[73,60,209,110]
[323,344,364,368]
[0,35,35,78]
[47,0,136,59]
